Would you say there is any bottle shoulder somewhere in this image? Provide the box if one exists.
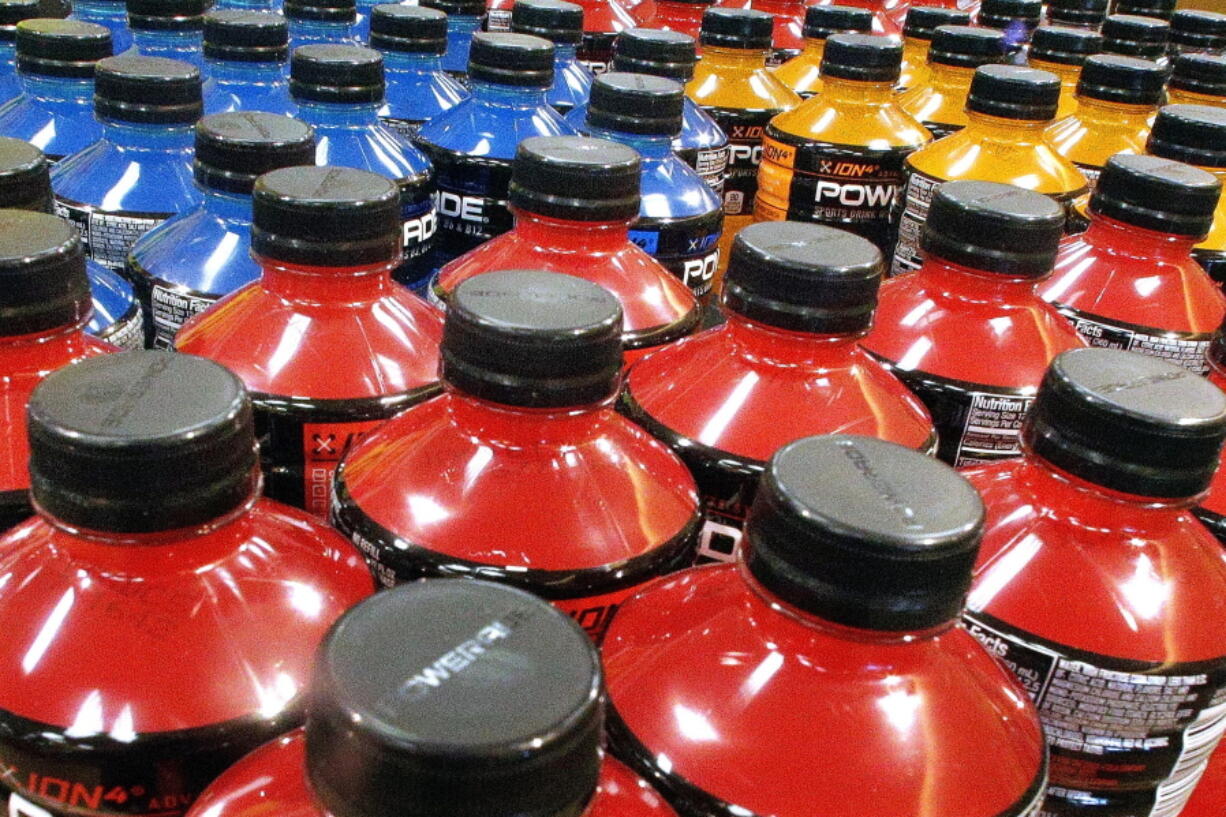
[770,96,932,148]
[686,66,802,111]
[185,731,319,817]
[51,138,201,212]
[1044,113,1151,167]
[130,208,258,292]
[414,96,578,157]
[312,124,433,181]
[906,129,1089,194]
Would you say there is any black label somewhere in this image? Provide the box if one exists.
[1193,506,1226,546]
[53,198,173,273]
[629,209,723,297]
[678,144,730,195]
[1194,247,1226,287]
[577,32,615,74]
[143,276,217,351]
[925,121,963,140]
[94,303,144,352]
[415,144,515,265]
[704,108,776,217]
[396,188,438,289]
[485,7,511,30]
[1052,305,1215,376]
[0,489,30,533]
[964,611,1226,817]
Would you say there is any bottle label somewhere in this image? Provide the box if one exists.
[53,198,173,272]
[577,32,615,74]
[251,387,440,517]
[1193,248,1226,287]
[0,706,300,817]
[148,278,217,350]
[1052,305,1214,376]
[678,144,730,195]
[757,128,914,254]
[485,8,511,30]
[1074,163,1102,189]
[704,108,776,217]
[1193,506,1226,545]
[628,209,723,297]
[379,116,422,140]
[963,611,1226,817]
[330,471,701,643]
[96,302,145,352]
[419,147,515,265]
[397,192,438,289]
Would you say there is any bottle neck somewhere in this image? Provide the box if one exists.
[962,110,1051,144]
[74,0,127,15]
[698,44,769,72]
[17,73,93,101]
[820,75,899,104]
[725,311,864,367]
[444,388,616,447]
[927,62,975,94]
[1029,58,1081,87]
[512,210,633,250]
[1019,451,1195,516]
[288,17,355,32]
[295,98,382,126]
[0,322,93,371]
[798,38,826,61]
[205,58,287,82]
[100,118,196,149]
[257,255,398,303]
[132,27,203,46]
[382,50,445,73]
[469,79,551,106]
[202,187,253,221]
[918,255,1044,301]
[554,43,578,62]
[751,0,803,15]
[1071,95,1155,127]
[1082,212,1201,258]
[586,123,674,157]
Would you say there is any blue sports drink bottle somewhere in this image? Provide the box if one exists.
[125,0,208,70]
[202,10,295,114]
[511,0,592,116]
[370,5,468,139]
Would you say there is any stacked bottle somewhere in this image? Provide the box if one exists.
[511,0,592,115]
[1169,9,1226,56]
[370,5,468,139]
[896,5,971,94]
[68,0,132,52]
[1100,13,1170,61]
[1115,0,1176,21]
[772,4,874,99]
[643,0,710,41]
[284,0,359,48]
[1044,0,1107,30]
[976,0,1041,60]
[897,25,1005,140]
[201,10,295,115]
[0,0,49,105]
[421,0,484,81]
[125,0,208,69]
[1025,25,1102,119]
[1168,53,1226,107]
[489,0,638,74]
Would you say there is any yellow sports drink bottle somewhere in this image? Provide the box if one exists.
[1101,13,1170,61]
[897,6,970,93]
[975,0,1041,61]
[1027,25,1102,118]
[898,24,1006,138]
[1044,0,1107,30]
[773,5,874,98]
[1169,9,1226,56]
[757,33,930,255]
[893,64,1087,275]
[1167,53,1226,107]
[688,6,800,283]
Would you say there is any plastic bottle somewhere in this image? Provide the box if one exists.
[420,0,483,81]
[976,0,1041,60]
[371,5,467,140]
[0,138,143,350]
[1045,55,1166,190]
[0,350,373,817]
[1198,330,1226,543]
[897,25,1006,140]
[0,19,110,162]
[512,0,592,115]
[0,210,112,531]
[290,44,437,289]
[642,0,711,41]
[893,64,1087,276]
[866,181,1086,465]
[285,0,358,48]
[1167,53,1226,108]
[414,32,575,272]
[214,0,282,9]
[602,433,1048,817]
[51,56,203,273]
[772,4,874,99]
[1026,25,1102,119]
[127,112,315,349]
[0,0,41,105]
[604,28,727,193]
[184,580,681,817]
[688,7,800,283]
[176,166,443,517]
[1100,13,1170,61]
[1040,154,1225,375]
[68,0,132,53]
[1147,105,1226,285]
[202,10,295,115]
[581,73,724,302]
[331,270,700,643]
[1044,0,1106,29]
[758,34,930,257]
[961,346,1226,817]
[621,221,935,562]
[434,136,699,359]
[1115,0,1175,22]
[1169,9,1226,56]
[897,6,971,94]
[125,0,207,70]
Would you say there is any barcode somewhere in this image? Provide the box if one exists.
[1149,698,1226,817]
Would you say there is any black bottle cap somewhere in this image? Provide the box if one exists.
[15,19,111,79]
[928,25,1007,69]
[586,71,682,136]
[1045,0,1107,28]
[420,0,484,17]
[94,55,202,125]
[509,136,640,222]
[442,270,623,408]
[1028,25,1102,66]
[977,0,1041,31]
[723,222,883,335]
[1148,104,1226,170]
[511,0,582,45]
[369,5,447,55]
[966,63,1060,120]
[0,137,51,212]
[0,210,90,336]
[744,435,984,632]
[204,11,288,63]
[802,4,874,41]
[194,112,316,196]
[467,31,553,87]
[306,580,604,817]
[284,0,355,24]
[291,44,384,104]
[126,0,207,31]
[1023,348,1226,499]
[1102,14,1170,59]
[1089,153,1220,237]
[903,6,971,41]
[611,28,697,81]
[0,0,46,42]
[700,7,773,51]
[1170,53,1226,98]
[252,166,402,267]
[1115,0,1176,22]
[1170,10,1226,53]
[921,180,1065,277]
[1075,54,1167,105]
[821,33,901,83]
[27,351,259,533]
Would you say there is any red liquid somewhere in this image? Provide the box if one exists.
[641,0,711,39]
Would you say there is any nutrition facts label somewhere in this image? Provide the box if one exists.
[892,167,941,276]
[1055,306,1214,376]
[694,146,728,195]
[486,8,511,29]
[53,198,171,272]
[151,281,216,349]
